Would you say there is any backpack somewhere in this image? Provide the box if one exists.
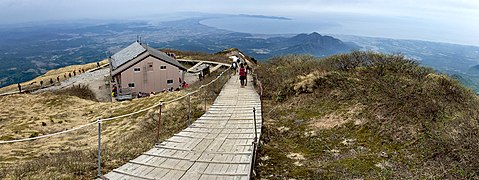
[239,68,246,76]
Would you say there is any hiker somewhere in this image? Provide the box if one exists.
[64,73,67,79]
[17,83,21,93]
[40,80,44,87]
[231,62,237,74]
[81,68,85,73]
[239,63,246,87]
[57,76,60,82]
[111,85,118,97]
[73,70,76,76]
[97,62,100,68]
[49,78,53,85]
[68,73,71,78]
[245,63,251,74]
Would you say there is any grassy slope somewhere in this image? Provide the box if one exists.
[255,51,479,179]
[0,49,234,179]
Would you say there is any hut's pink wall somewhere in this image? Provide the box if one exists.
[117,56,185,93]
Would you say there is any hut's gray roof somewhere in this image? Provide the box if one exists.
[110,42,146,70]
[110,42,186,71]
[142,44,186,70]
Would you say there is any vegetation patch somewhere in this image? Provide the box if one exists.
[54,84,97,101]
[255,51,479,179]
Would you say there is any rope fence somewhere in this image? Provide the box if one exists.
[0,68,230,144]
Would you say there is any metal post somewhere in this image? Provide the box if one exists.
[187,95,191,127]
[156,102,163,143]
[253,107,257,142]
[251,107,258,179]
[97,118,101,177]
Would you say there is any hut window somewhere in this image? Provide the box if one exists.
[128,83,135,88]
[167,80,173,84]
[160,65,167,70]
[147,62,154,71]
[133,67,141,72]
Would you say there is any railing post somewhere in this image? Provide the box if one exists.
[156,102,163,144]
[187,95,191,127]
[97,117,101,178]
[250,107,258,179]
[253,107,257,142]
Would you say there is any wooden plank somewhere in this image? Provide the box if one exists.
[179,171,202,180]
[136,166,156,178]
[161,169,185,180]
[113,169,154,180]
[103,172,124,179]
[146,167,170,179]
[129,159,187,171]
[158,158,181,170]
[116,163,140,174]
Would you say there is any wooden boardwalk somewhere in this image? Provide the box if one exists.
[103,74,261,180]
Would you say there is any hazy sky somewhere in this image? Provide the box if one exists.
[0,0,478,45]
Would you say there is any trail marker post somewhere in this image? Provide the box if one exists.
[97,117,102,177]
[188,95,191,127]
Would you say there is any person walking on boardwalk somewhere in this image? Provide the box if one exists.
[17,83,21,93]
[231,61,237,74]
[56,76,60,82]
[239,63,247,87]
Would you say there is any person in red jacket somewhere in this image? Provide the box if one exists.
[239,63,246,87]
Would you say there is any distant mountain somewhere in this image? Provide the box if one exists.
[334,35,479,74]
[158,32,359,59]
[281,32,358,56]
[468,64,479,76]
[237,14,291,20]
[334,35,479,92]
